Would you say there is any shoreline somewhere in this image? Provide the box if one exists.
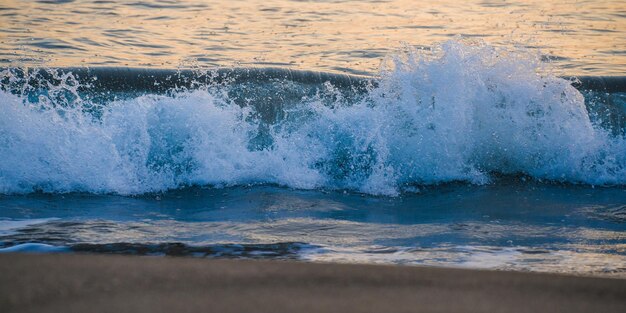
[1,253,625,313]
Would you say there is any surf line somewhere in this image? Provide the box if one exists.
[4,67,626,93]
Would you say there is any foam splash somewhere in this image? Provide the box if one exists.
[1,41,625,195]
[0,243,68,254]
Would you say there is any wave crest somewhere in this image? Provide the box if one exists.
[1,41,625,195]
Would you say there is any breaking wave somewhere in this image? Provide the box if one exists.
[1,41,625,195]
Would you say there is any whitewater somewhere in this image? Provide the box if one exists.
[1,41,625,196]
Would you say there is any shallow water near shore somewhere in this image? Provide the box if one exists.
[1,182,625,276]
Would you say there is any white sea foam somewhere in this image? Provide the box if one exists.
[0,243,67,253]
[1,41,625,195]
[0,218,59,235]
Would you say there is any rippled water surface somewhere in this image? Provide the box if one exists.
[1,183,625,276]
[1,0,625,276]
[1,0,625,75]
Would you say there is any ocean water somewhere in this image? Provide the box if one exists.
[2,0,626,75]
[1,0,625,276]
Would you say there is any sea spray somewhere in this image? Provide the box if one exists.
[1,41,625,195]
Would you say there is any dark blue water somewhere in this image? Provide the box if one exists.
[1,182,624,275]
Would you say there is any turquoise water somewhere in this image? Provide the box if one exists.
[0,0,625,275]
[1,183,625,275]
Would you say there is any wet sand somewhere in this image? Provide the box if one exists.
[1,253,625,313]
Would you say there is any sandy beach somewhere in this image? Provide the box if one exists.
[1,253,625,313]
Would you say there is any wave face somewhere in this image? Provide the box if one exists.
[1,41,626,195]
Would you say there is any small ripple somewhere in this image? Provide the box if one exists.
[24,38,87,51]
[126,1,208,10]
[36,0,75,4]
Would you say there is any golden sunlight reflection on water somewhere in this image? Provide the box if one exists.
[1,0,625,75]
